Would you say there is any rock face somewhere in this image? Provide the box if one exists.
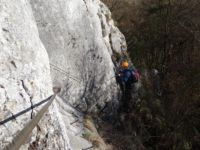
[0,0,126,149]
[30,0,126,112]
[0,0,55,149]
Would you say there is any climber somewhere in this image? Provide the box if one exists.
[118,61,139,90]
[116,61,140,113]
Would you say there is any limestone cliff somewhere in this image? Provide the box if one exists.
[0,0,126,149]
[30,0,126,112]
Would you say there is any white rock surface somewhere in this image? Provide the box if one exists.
[30,0,126,112]
[0,0,126,149]
[20,96,92,150]
[0,0,48,147]
[0,0,70,149]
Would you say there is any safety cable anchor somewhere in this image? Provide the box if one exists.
[11,113,17,120]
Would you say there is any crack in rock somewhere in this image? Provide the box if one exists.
[10,61,17,68]
[21,80,34,118]
[83,0,89,12]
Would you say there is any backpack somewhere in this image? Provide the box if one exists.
[125,69,140,84]
[129,70,140,83]
[134,71,140,81]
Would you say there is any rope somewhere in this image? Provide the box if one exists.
[3,94,56,150]
[0,95,53,126]
[50,63,81,82]
[70,119,79,125]
[30,99,34,119]
[50,63,69,75]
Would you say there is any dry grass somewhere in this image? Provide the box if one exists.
[83,115,113,150]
